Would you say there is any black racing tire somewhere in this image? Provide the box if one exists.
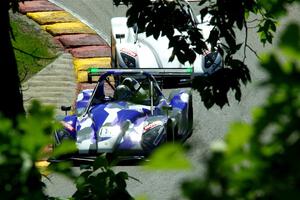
[184,94,193,141]
[187,94,193,131]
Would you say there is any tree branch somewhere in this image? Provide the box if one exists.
[246,44,261,59]
[243,19,248,63]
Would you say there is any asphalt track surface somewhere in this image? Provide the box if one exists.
[45,1,300,199]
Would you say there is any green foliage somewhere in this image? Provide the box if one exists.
[192,59,250,108]
[72,156,133,200]
[111,0,252,108]
[278,22,300,60]
[0,101,133,199]
[181,22,300,200]
[112,0,298,109]
[0,101,57,199]
[143,143,192,170]
[2,2,133,200]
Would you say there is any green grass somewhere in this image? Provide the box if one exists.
[10,12,62,81]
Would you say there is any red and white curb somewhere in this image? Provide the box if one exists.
[19,0,111,87]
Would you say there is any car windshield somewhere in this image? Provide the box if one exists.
[91,73,163,107]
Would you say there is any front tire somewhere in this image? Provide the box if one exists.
[184,94,193,141]
[187,94,193,131]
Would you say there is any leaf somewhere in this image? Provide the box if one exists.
[207,28,219,48]
[144,143,192,170]
[278,23,300,59]
[210,140,227,153]
[115,171,129,189]
[135,195,149,200]
[52,140,77,157]
[234,87,242,101]
[93,156,108,169]
[225,123,253,154]
[236,15,244,30]
[145,22,154,37]
[200,7,208,22]
[187,50,196,64]
[270,21,277,32]
[168,51,176,62]
[152,28,161,40]
[116,171,129,180]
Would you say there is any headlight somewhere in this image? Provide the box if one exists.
[120,52,136,68]
[204,52,223,75]
[143,121,163,132]
[141,125,165,152]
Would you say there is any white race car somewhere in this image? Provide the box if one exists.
[111,0,223,77]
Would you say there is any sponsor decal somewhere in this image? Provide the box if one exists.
[143,121,163,132]
[120,48,137,57]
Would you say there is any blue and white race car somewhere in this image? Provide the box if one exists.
[54,68,193,160]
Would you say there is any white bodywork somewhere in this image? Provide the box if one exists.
[111,11,220,75]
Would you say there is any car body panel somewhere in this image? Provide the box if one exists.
[56,71,193,157]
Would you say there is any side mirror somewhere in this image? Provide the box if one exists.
[61,106,71,116]
[116,34,125,39]
[116,34,125,43]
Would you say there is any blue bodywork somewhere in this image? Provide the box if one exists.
[55,71,193,156]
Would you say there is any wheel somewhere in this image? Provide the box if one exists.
[187,94,193,131]
[186,94,193,139]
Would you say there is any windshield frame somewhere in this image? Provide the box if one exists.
[82,71,164,116]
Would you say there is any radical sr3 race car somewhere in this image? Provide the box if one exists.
[54,68,193,160]
[111,0,223,76]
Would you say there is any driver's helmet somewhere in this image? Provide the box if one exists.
[121,77,148,104]
[122,77,140,92]
[113,84,133,101]
[203,51,223,75]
